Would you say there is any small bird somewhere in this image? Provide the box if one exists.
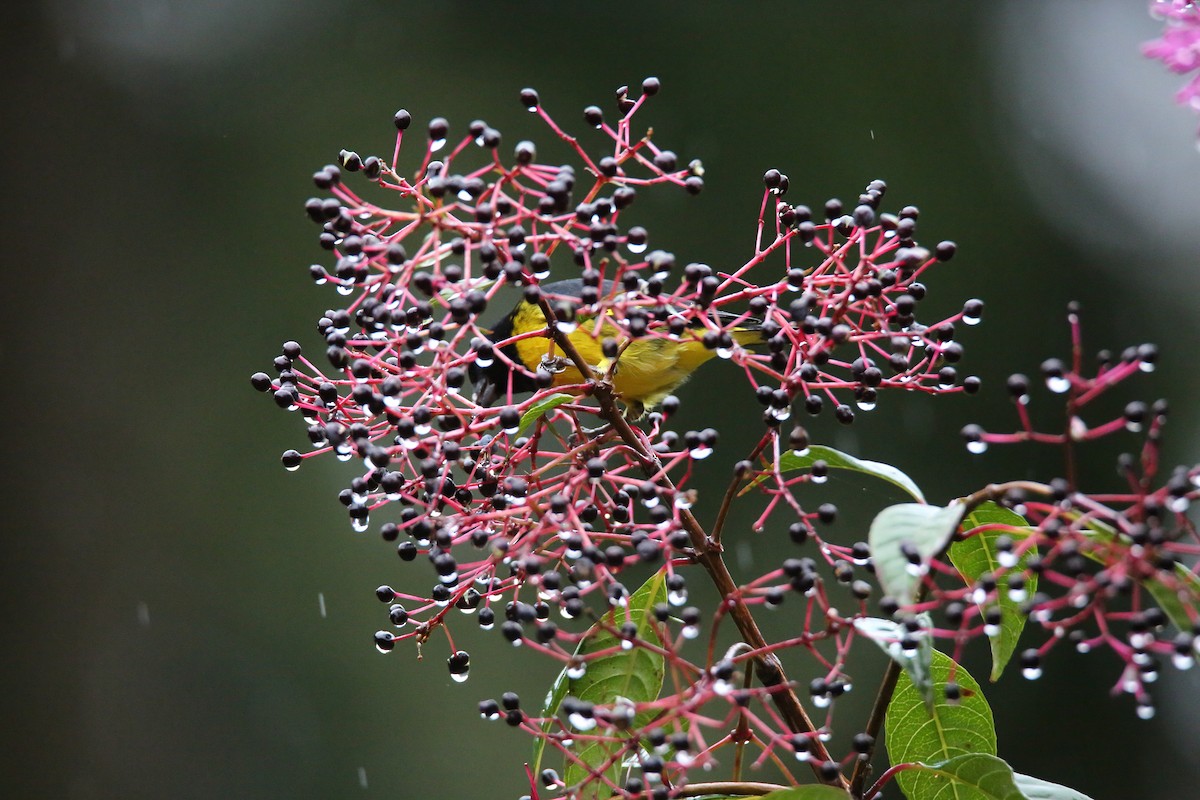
[469,278,763,418]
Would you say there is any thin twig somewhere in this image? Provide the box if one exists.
[957,480,1053,512]
[847,653,902,796]
[710,437,770,548]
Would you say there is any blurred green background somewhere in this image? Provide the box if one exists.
[6,1,1200,798]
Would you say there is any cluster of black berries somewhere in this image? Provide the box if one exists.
[932,312,1200,717]
[252,81,996,799]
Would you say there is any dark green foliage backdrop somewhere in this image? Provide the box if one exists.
[5,2,1199,798]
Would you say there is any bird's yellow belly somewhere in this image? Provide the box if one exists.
[512,326,714,410]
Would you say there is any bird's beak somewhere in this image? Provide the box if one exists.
[473,376,499,408]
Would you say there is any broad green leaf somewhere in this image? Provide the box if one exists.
[745,444,925,502]
[518,392,574,436]
[886,650,996,800]
[1078,516,1200,630]
[903,753,1025,800]
[950,502,1037,681]
[1013,771,1095,800]
[855,614,935,709]
[561,571,668,797]
[901,754,1097,800]
[870,503,966,606]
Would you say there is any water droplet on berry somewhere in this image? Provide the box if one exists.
[1045,376,1070,393]
[966,440,988,455]
[568,712,596,731]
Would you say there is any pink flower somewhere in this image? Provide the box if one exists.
[1144,1,1200,115]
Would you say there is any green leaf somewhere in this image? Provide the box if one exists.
[1142,565,1200,632]
[950,502,1037,681]
[560,571,668,797]
[531,644,573,776]
[899,754,1097,800]
[886,650,996,800]
[855,614,935,709]
[517,392,574,436]
[903,753,1025,800]
[870,503,966,606]
[1012,772,1095,800]
[745,444,925,502]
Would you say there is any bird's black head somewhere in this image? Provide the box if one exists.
[469,310,538,407]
